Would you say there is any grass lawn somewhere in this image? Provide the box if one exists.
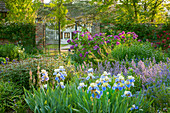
[46,44,68,49]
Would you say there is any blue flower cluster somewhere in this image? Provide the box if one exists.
[78,69,135,99]
[53,66,67,89]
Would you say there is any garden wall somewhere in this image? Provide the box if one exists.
[0,23,45,49]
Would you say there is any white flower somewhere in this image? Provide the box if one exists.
[54,69,60,72]
[44,84,47,89]
[87,68,93,73]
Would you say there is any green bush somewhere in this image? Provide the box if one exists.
[0,44,26,61]
[111,41,167,62]
[0,81,23,112]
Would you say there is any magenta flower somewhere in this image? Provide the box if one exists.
[79,53,83,57]
[67,39,71,43]
[70,45,74,49]
[122,36,125,39]
[118,33,122,36]
[122,31,125,34]
[73,31,78,34]
[75,44,78,47]
[93,45,99,50]
[116,42,120,45]
[80,34,84,37]
[85,52,89,54]
[127,32,131,34]
[114,35,119,39]
[138,39,141,42]
[106,40,110,43]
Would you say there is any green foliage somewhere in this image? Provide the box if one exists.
[44,0,74,30]
[3,0,41,23]
[0,44,26,61]
[0,57,6,64]
[0,81,23,112]
[24,83,153,113]
[111,41,167,62]
[0,22,36,54]
[145,83,169,111]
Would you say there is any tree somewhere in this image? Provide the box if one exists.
[3,0,41,23]
[44,0,73,53]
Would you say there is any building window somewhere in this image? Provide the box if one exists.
[64,32,70,39]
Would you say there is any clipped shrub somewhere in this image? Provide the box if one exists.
[111,41,167,62]
[0,44,26,61]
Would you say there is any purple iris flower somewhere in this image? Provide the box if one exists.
[70,45,74,49]
[79,53,83,57]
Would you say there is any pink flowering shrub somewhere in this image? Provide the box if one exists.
[67,31,139,63]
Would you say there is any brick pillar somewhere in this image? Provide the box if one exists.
[35,23,45,49]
